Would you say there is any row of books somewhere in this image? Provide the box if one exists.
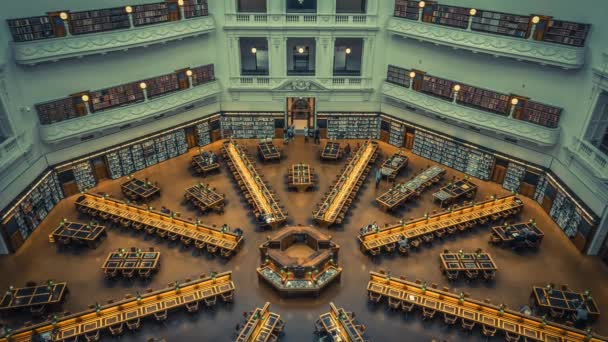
[196,121,212,146]
[502,162,526,192]
[36,64,215,126]
[326,115,380,140]
[73,161,97,192]
[69,7,130,35]
[388,122,405,147]
[221,115,275,139]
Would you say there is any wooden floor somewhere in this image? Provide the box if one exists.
[1,137,607,342]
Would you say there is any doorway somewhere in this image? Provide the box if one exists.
[287,97,314,131]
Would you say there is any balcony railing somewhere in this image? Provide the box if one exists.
[224,13,378,29]
[387,17,585,69]
[13,15,216,65]
[229,76,372,91]
[381,82,560,147]
[567,138,608,182]
[40,81,221,144]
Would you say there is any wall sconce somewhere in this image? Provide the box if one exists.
[452,84,461,103]
[125,6,133,13]
[345,48,352,54]
[251,47,257,54]
[298,47,305,54]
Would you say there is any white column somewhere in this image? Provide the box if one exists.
[269,35,286,78]
[361,36,374,80]
[316,35,334,79]
[317,0,334,15]
[228,36,241,79]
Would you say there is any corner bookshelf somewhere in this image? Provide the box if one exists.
[502,162,526,192]
[471,10,530,38]
[191,64,215,86]
[387,65,411,88]
[456,84,510,115]
[541,20,590,47]
[6,15,56,42]
[388,122,405,147]
[73,161,97,192]
[183,0,209,19]
[424,4,469,29]
[90,82,144,112]
[105,151,123,179]
[196,121,211,146]
[133,2,170,27]
[394,0,420,20]
[69,7,130,35]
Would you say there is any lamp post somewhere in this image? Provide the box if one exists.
[417,1,425,22]
[125,6,134,28]
[186,69,193,88]
[509,98,519,117]
[452,84,460,104]
[81,94,91,115]
[529,16,540,40]
[467,8,476,30]
[409,71,415,88]
[140,82,148,101]
[178,0,186,20]
[59,12,71,37]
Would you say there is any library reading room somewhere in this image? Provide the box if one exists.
[1,0,608,341]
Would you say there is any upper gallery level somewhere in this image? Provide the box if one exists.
[223,0,378,30]
[5,0,214,65]
[389,0,590,69]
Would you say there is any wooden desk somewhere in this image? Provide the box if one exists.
[1,272,235,342]
[380,151,408,180]
[313,141,378,227]
[184,184,225,213]
[532,287,600,321]
[491,222,544,248]
[191,154,220,176]
[360,195,524,256]
[287,164,314,192]
[101,249,160,277]
[376,165,445,211]
[0,282,67,312]
[367,271,605,342]
[235,302,285,342]
[321,142,341,160]
[120,178,160,201]
[49,220,106,248]
[223,141,287,229]
[440,251,497,280]
[257,141,281,161]
[316,303,368,342]
[75,193,243,257]
[433,178,478,207]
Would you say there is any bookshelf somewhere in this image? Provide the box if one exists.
[175,129,188,154]
[221,115,275,139]
[394,0,420,20]
[7,15,56,42]
[183,0,209,19]
[424,4,469,29]
[69,7,130,35]
[387,65,411,88]
[155,136,169,162]
[119,147,135,175]
[133,2,170,27]
[519,101,562,128]
[73,161,97,192]
[90,82,144,112]
[456,85,510,115]
[502,162,526,192]
[388,122,405,147]
[36,98,80,125]
[143,73,180,99]
[421,75,455,100]
[196,121,211,146]
[533,174,548,205]
[549,191,579,238]
[471,10,530,38]
[542,20,590,47]
[326,115,380,140]
[191,64,215,86]
[105,151,123,179]
[142,140,158,167]
[131,144,146,170]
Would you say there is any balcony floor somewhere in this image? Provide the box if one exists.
[1,138,607,341]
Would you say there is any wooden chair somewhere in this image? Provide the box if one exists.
[84,330,101,341]
[443,313,458,325]
[461,318,475,332]
[109,323,124,336]
[505,331,521,341]
[154,310,168,321]
[481,324,496,337]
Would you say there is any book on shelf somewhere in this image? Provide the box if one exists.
[183,0,209,19]
[105,151,123,179]
[133,2,170,26]
[90,82,144,112]
[471,10,530,38]
[143,73,180,99]
[191,64,215,86]
[118,147,135,175]
[387,65,411,88]
[7,15,56,42]
[519,101,561,128]
[196,121,211,146]
[73,161,97,192]
[69,7,130,35]
[456,84,510,115]
[424,4,469,29]
[541,20,589,47]
[502,162,526,192]
[394,0,420,20]
[326,115,379,140]
[421,75,455,100]
[131,144,146,170]
[36,97,79,125]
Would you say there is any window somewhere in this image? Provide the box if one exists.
[239,37,269,76]
[0,97,14,144]
[333,38,363,76]
[336,0,366,13]
[237,0,267,13]
[286,0,317,13]
[286,38,316,76]
[585,91,608,154]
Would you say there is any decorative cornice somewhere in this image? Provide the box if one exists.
[228,77,374,93]
[381,82,560,147]
[13,16,216,65]
[223,13,379,31]
[387,18,585,69]
[40,81,221,144]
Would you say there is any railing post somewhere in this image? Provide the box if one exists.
[126,6,134,28]
[529,16,540,40]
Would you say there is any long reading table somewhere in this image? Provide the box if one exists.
[315,303,369,342]
[376,165,445,211]
[184,183,225,213]
[223,141,287,229]
[235,302,285,342]
[321,142,341,160]
[433,178,478,207]
[313,141,378,227]
[0,282,67,313]
[360,195,524,256]
[440,250,497,281]
[120,177,160,201]
[380,151,408,180]
[75,193,243,257]
[287,163,314,192]
[0,272,235,342]
[49,220,106,248]
[367,271,605,342]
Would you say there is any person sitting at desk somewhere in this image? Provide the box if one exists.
[573,302,589,328]
[511,232,525,249]
[221,224,230,233]
[160,206,171,215]
[398,236,409,249]
[209,151,217,163]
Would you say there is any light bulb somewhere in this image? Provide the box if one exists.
[139,82,147,90]
[409,71,415,78]
[186,69,193,77]
[81,95,89,102]
[418,1,426,8]
[59,12,68,20]
[345,48,351,54]
[125,6,133,14]
[532,16,540,24]
[251,47,257,54]
[298,47,305,54]
[469,8,476,16]
[178,0,184,6]
[511,98,519,105]
[453,84,461,92]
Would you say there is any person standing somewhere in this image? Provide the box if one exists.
[314,127,320,144]
[303,126,309,143]
[375,167,382,189]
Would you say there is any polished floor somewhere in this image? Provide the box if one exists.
[1,137,607,342]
